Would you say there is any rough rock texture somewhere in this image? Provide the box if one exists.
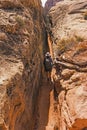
[0,0,44,130]
[48,0,87,52]
[47,0,87,130]
[44,0,63,14]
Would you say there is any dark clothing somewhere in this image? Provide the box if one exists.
[82,128,87,130]
[44,56,53,72]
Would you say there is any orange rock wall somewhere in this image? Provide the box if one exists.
[0,0,44,130]
[47,0,87,130]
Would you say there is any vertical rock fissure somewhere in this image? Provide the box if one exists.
[33,22,60,130]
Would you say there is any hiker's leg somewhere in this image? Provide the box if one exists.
[48,72,50,80]
[46,72,48,81]
[48,72,51,81]
[47,72,49,81]
[49,72,51,81]
[47,72,49,80]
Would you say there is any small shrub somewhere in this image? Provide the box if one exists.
[84,11,87,20]
[15,15,25,27]
[56,35,84,54]
[57,37,76,54]
[57,39,67,53]
[75,35,84,42]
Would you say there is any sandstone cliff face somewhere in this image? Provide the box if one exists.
[48,0,87,49]
[47,0,87,130]
[44,0,63,14]
[0,0,44,130]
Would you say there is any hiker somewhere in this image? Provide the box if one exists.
[44,52,53,81]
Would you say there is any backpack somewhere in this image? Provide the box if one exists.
[44,56,53,71]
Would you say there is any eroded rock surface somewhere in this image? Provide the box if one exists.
[0,0,44,130]
[48,0,87,48]
[47,0,87,130]
[44,0,63,13]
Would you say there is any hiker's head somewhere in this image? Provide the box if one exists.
[45,52,50,57]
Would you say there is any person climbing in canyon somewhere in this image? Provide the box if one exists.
[44,52,53,81]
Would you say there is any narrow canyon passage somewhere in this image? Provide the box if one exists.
[34,77,53,130]
[33,75,59,130]
[0,0,87,130]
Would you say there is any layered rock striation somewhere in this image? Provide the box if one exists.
[47,0,87,130]
[44,0,63,14]
[0,0,44,130]
[47,0,87,49]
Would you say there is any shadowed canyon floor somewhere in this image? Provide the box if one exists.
[34,78,59,130]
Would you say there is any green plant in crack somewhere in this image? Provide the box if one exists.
[75,35,84,42]
[56,35,84,54]
[56,37,76,54]
[15,15,25,27]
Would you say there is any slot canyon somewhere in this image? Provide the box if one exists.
[0,0,87,130]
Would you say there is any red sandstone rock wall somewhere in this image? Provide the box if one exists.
[47,0,87,130]
[0,0,44,130]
